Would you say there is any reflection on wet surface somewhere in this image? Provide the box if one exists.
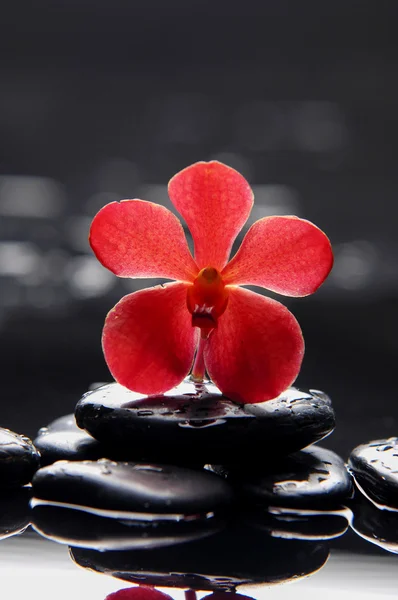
[0,476,398,600]
[2,531,398,600]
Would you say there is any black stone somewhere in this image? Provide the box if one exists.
[31,504,223,550]
[75,380,335,465]
[34,414,106,466]
[348,438,398,510]
[71,524,329,590]
[211,446,353,509]
[0,428,40,487]
[39,414,78,433]
[350,490,398,554]
[32,460,233,517]
[0,487,31,539]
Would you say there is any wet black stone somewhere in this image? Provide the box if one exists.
[41,414,78,433]
[71,523,329,590]
[31,504,224,550]
[34,414,106,466]
[74,380,335,465]
[348,438,398,510]
[350,490,398,554]
[32,460,233,516]
[0,428,40,487]
[212,446,353,509]
[0,487,31,539]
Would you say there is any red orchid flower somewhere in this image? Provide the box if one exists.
[90,161,333,404]
[105,586,173,600]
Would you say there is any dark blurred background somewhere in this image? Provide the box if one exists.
[0,0,397,459]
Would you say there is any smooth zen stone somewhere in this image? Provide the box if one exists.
[75,380,335,465]
[350,491,398,554]
[31,504,223,550]
[34,414,106,466]
[213,446,353,510]
[0,428,40,487]
[71,524,329,590]
[39,414,78,433]
[348,438,398,510]
[32,460,233,517]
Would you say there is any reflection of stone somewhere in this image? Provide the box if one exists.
[71,523,330,591]
[350,490,398,554]
[348,438,398,510]
[75,380,335,465]
[202,593,254,600]
[31,503,222,551]
[244,508,349,541]
[0,487,31,539]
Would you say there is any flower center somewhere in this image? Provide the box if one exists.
[187,267,229,336]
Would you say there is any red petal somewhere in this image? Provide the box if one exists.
[106,588,173,600]
[168,161,253,271]
[204,287,304,404]
[90,200,198,282]
[222,216,333,296]
[102,283,198,394]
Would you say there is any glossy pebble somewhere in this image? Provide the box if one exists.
[32,460,233,517]
[34,414,105,466]
[39,414,78,433]
[212,446,353,509]
[75,380,335,465]
[0,428,40,487]
[348,438,398,510]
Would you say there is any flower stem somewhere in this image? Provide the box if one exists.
[191,336,207,382]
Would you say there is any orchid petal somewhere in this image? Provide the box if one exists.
[90,200,198,282]
[222,216,333,296]
[106,588,173,600]
[102,283,198,395]
[168,161,253,271]
[204,287,304,404]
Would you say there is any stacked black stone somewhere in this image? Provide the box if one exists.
[72,381,336,466]
[4,379,398,558]
[27,379,356,553]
